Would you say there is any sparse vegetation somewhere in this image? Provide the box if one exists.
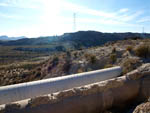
[104,64,113,68]
[52,56,59,66]
[110,53,117,64]
[0,37,150,86]
[89,55,97,64]
[112,47,116,53]
[122,58,142,74]
[126,45,133,52]
[35,72,41,77]
[134,44,150,58]
[66,51,71,57]
[77,68,84,73]
[1,31,150,113]
[73,52,78,58]
[85,53,97,64]
[0,45,50,65]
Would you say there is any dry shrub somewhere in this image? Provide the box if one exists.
[126,46,133,52]
[134,44,150,58]
[110,54,117,64]
[89,55,97,64]
[73,52,78,58]
[122,58,142,74]
[52,56,59,66]
[104,64,113,69]
[77,68,84,73]
[85,54,97,64]
[112,47,116,53]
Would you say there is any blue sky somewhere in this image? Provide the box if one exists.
[0,0,149,37]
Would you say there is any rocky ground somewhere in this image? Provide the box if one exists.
[0,39,150,86]
[133,101,150,113]
[0,38,150,112]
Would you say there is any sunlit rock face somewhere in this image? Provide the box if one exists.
[133,102,150,113]
[0,64,150,113]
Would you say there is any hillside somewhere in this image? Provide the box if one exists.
[0,31,150,48]
[0,35,27,41]
[1,64,150,113]
[0,35,150,113]
[1,38,150,86]
[0,31,149,53]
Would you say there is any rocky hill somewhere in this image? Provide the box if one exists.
[0,31,150,53]
[1,38,150,86]
[0,36,150,112]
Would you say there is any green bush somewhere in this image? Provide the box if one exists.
[134,45,150,58]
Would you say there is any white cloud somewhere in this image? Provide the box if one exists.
[0,0,144,24]
[137,16,150,23]
[119,11,143,22]
[0,13,23,19]
[62,2,144,22]
[0,0,147,36]
[62,2,117,18]
[77,17,141,27]
[0,0,40,9]
[61,2,144,28]
[119,8,129,13]
[0,2,9,7]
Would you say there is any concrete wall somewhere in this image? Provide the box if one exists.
[0,64,150,113]
[0,66,122,105]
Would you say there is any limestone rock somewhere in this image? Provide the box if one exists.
[133,102,150,113]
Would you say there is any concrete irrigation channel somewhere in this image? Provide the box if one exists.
[0,66,122,105]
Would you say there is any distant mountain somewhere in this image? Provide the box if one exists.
[0,31,150,52]
[0,35,27,41]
